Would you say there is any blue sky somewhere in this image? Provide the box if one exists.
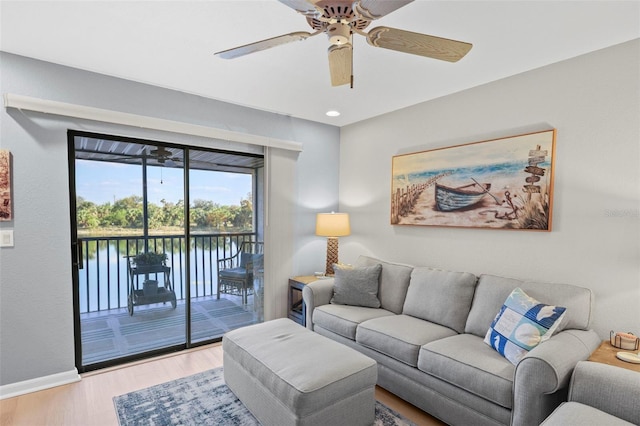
[75,160,252,206]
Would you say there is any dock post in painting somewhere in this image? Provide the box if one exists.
[391,130,556,230]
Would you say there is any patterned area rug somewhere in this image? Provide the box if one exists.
[114,367,416,426]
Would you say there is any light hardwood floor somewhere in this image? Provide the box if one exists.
[0,343,445,426]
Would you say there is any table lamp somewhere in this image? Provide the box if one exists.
[316,212,350,276]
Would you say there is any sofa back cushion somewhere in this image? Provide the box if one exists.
[355,256,413,314]
[465,274,594,337]
[402,267,478,333]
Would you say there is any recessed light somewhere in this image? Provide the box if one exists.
[326,110,341,117]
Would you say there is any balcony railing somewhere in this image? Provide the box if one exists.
[78,232,257,313]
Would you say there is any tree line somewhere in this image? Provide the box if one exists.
[76,194,253,233]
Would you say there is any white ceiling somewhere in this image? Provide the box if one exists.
[1,1,638,127]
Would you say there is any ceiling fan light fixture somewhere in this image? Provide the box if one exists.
[327,22,351,45]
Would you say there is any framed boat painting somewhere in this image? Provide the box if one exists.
[391,130,556,231]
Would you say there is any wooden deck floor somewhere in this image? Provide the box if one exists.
[80,295,259,365]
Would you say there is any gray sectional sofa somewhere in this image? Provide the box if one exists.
[302,256,602,426]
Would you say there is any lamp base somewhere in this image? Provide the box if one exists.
[325,237,339,276]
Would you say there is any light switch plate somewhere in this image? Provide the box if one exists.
[1,229,14,247]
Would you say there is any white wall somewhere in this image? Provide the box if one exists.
[0,52,339,388]
[294,122,342,276]
[339,39,640,338]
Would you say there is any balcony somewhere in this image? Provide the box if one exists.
[78,232,261,365]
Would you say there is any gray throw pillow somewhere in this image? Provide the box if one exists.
[330,264,382,308]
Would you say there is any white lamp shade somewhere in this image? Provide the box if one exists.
[315,212,350,237]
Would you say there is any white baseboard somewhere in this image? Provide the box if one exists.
[0,369,81,400]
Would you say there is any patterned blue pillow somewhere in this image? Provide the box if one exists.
[484,287,566,365]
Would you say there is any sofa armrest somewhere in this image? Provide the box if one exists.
[511,329,601,426]
[302,278,334,330]
[569,360,640,424]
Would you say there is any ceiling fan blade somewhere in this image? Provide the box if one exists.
[355,0,414,20]
[278,0,319,17]
[367,26,472,62]
[215,31,314,59]
[328,43,352,87]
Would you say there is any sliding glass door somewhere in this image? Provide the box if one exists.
[69,131,264,372]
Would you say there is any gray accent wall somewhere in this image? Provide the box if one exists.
[0,52,339,387]
[339,39,640,338]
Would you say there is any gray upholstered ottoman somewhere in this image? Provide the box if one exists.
[223,318,377,426]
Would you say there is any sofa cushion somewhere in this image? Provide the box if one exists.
[540,402,635,426]
[312,304,395,340]
[522,280,592,330]
[418,334,515,409]
[356,315,457,367]
[484,287,566,365]
[356,256,413,314]
[465,274,593,338]
[331,263,382,308]
[402,267,477,333]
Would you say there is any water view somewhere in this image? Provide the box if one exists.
[78,237,243,313]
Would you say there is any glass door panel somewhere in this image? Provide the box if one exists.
[72,135,186,369]
[188,149,263,343]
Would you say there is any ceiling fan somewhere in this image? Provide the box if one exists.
[215,0,472,87]
[148,147,182,165]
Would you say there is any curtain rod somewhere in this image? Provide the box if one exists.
[3,93,303,152]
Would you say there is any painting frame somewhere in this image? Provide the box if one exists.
[391,129,556,231]
[0,149,12,221]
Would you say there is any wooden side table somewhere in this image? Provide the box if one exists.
[288,276,319,326]
[588,340,640,373]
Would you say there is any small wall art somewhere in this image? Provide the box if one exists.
[391,130,556,231]
[0,149,12,221]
